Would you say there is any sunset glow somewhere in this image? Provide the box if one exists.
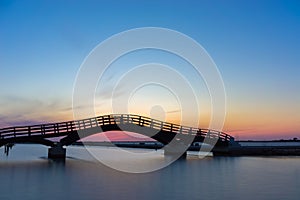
[1,1,299,140]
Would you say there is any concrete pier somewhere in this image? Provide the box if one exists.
[164,150,187,159]
[164,144,187,159]
[48,143,66,159]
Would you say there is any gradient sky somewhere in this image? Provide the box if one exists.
[0,0,299,140]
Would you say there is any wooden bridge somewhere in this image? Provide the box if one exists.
[0,114,235,158]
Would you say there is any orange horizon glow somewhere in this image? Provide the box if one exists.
[1,104,299,141]
[55,111,300,141]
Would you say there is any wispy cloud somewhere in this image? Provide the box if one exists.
[95,83,128,101]
[0,95,72,128]
[166,109,181,114]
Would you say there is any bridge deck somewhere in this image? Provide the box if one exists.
[0,114,234,147]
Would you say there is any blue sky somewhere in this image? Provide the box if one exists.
[0,0,299,139]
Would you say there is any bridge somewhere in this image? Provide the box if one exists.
[0,114,236,159]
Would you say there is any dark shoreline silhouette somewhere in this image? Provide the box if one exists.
[70,140,300,156]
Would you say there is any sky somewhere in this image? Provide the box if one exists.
[0,0,300,140]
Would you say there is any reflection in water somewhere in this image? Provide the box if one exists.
[0,144,299,200]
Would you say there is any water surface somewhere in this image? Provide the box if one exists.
[0,144,299,200]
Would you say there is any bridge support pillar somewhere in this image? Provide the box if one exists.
[164,148,187,159]
[48,143,66,159]
[164,149,187,159]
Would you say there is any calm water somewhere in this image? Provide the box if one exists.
[0,144,299,200]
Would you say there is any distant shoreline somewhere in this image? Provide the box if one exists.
[70,141,300,156]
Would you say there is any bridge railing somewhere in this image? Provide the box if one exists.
[0,114,233,143]
[103,114,233,142]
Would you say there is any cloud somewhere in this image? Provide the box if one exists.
[166,109,181,114]
[0,95,72,128]
[95,84,127,100]
[224,128,256,135]
[60,105,87,112]
[0,113,46,128]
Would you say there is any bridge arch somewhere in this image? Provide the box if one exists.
[0,114,234,149]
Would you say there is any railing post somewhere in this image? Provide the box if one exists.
[82,120,85,129]
[99,116,102,125]
[56,123,59,133]
[108,115,111,124]
[150,119,153,128]
[89,118,92,128]
[225,135,228,141]
[93,118,97,127]
[120,115,123,124]
[207,130,211,138]
[112,115,115,124]
[66,122,69,132]
[78,121,81,130]
[79,121,82,129]
[28,126,31,136]
[71,122,74,131]
[68,121,71,131]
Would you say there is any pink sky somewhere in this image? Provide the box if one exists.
[81,131,155,142]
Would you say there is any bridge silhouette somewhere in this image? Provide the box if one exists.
[0,114,235,158]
